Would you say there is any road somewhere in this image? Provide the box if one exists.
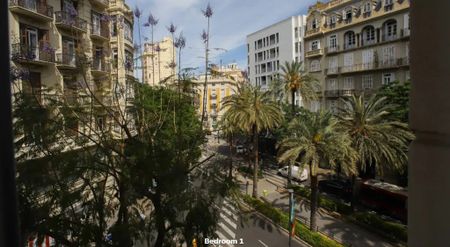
[234,211,307,247]
[211,196,307,247]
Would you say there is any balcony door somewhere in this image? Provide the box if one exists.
[362,49,374,69]
[26,28,39,60]
[24,0,37,11]
[92,12,101,35]
[63,39,76,66]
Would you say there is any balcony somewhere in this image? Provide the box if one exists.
[11,42,55,65]
[324,90,339,98]
[361,39,377,47]
[343,43,357,50]
[56,53,77,69]
[340,89,355,97]
[305,27,321,36]
[401,28,410,38]
[210,93,217,100]
[89,0,109,8]
[9,0,53,22]
[90,23,110,41]
[306,48,323,58]
[325,67,339,75]
[382,34,399,42]
[325,45,339,54]
[341,63,376,74]
[55,11,88,33]
[91,59,110,76]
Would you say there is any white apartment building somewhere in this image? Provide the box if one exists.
[246,15,307,104]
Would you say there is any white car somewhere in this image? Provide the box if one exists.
[236,145,246,154]
[277,166,308,182]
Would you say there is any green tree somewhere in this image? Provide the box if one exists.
[277,110,357,231]
[278,61,320,112]
[376,80,411,123]
[222,84,283,197]
[337,95,414,210]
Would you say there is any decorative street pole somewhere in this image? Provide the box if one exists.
[287,189,294,247]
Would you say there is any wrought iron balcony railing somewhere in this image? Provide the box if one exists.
[11,42,55,63]
[9,0,54,19]
[55,11,88,32]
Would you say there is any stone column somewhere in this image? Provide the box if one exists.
[409,0,450,246]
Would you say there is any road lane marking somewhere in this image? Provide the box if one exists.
[258,240,268,247]
[220,212,238,228]
[218,222,236,239]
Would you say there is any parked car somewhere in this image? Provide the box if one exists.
[236,145,246,154]
[318,179,352,201]
[277,166,308,182]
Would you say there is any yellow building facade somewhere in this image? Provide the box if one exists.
[8,0,135,140]
[194,63,245,131]
[304,0,410,112]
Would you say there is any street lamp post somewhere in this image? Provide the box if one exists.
[287,189,294,247]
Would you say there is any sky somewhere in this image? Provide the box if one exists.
[127,0,317,74]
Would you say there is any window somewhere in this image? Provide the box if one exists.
[295,42,299,53]
[344,53,354,67]
[384,0,394,11]
[328,56,338,74]
[382,46,396,66]
[311,40,320,51]
[329,100,338,113]
[363,26,376,45]
[295,27,299,38]
[363,2,372,15]
[311,18,318,29]
[362,49,375,69]
[384,20,397,40]
[328,34,337,50]
[344,31,356,49]
[362,74,373,89]
[327,79,338,90]
[124,19,132,41]
[329,15,337,28]
[310,60,320,72]
[382,73,395,85]
[310,100,321,112]
[343,77,354,89]
[343,8,352,23]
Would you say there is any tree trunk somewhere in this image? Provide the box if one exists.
[228,134,233,180]
[154,192,166,247]
[252,126,259,198]
[310,174,319,231]
[287,164,292,186]
[350,174,357,212]
[291,89,296,113]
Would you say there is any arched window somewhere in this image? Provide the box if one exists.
[383,19,397,41]
[363,26,376,45]
[344,31,356,49]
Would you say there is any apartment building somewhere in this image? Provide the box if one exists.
[304,0,410,112]
[246,15,307,105]
[193,63,245,131]
[142,36,176,86]
[8,0,135,141]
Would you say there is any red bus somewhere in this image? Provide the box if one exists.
[359,179,408,222]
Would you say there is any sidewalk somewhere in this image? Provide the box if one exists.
[236,173,399,247]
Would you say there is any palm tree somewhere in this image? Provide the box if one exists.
[278,61,320,112]
[278,110,357,231]
[222,84,283,197]
[337,95,414,211]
